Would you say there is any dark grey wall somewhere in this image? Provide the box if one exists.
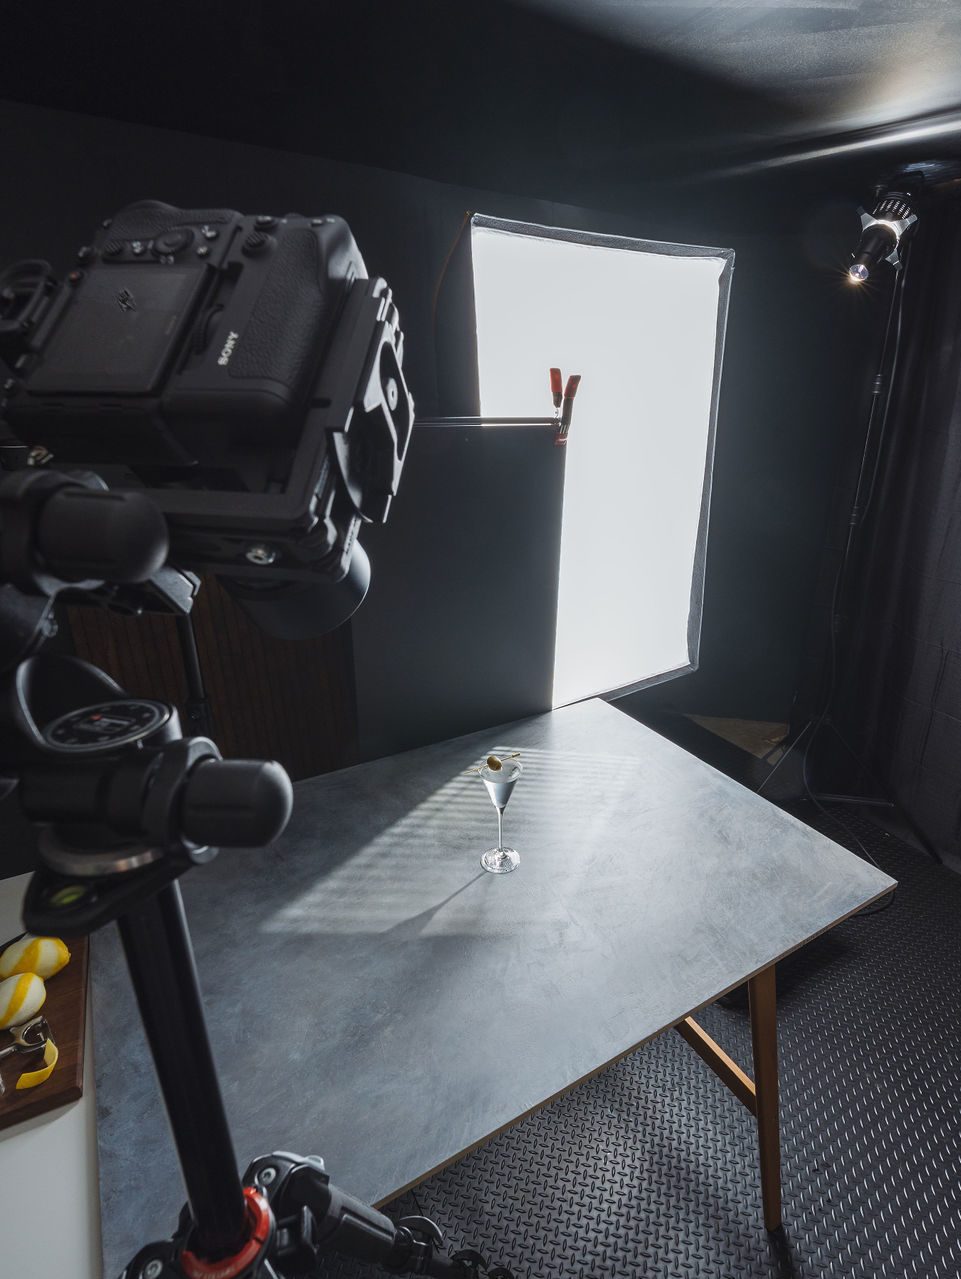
[0,100,866,773]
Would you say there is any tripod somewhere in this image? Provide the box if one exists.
[0,468,513,1279]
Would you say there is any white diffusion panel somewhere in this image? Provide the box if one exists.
[471,218,731,706]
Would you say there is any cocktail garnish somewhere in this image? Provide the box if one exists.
[463,751,520,775]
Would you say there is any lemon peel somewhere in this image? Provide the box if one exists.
[15,1036,58,1089]
[0,935,71,981]
[0,972,46,1029]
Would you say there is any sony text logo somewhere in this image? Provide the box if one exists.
[217,331,240,366]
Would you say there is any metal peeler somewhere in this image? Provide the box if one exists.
[0,1014,50,1097]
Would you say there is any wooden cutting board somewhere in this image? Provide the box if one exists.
[0,935,89,1129]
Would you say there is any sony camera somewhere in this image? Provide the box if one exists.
[0,200,413,635]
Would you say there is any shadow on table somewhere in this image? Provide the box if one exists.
[383,872,487,940]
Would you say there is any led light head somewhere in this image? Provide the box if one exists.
[848,190,918,283]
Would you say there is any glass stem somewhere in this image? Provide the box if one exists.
[497,806,504,850]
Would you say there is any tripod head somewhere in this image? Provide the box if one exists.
[0,459,293,924]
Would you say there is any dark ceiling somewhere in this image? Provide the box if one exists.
[517,0,961,140]
[5,1,961,207]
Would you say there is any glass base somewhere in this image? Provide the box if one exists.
[481,846,519,874]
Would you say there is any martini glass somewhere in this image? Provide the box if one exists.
[479,757,522,873]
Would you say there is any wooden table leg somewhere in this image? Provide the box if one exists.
[747,963,782,1230]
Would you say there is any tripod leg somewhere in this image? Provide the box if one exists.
[118,881,247,1259]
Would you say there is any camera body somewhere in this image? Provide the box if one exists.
[0,200,413,635]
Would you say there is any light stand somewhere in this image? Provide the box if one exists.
[760,237,909,808]
[758,176,939,868]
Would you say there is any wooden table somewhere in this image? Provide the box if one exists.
[92,698,895,1272]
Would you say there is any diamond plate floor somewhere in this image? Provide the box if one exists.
[311,806,961,1278]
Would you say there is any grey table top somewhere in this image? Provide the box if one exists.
[92,698,895,1272]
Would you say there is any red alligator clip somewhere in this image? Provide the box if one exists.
[549,367,563,410]
[553,371,581,445]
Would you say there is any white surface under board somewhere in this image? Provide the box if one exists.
[0,872,101,1279]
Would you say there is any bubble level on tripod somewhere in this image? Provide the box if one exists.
[42,700,171,752]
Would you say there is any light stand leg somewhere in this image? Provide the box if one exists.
[117,881,247,1259]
